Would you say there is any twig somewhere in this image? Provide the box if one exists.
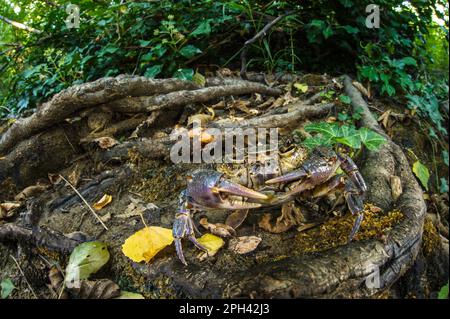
[59,174,109,230]
[10,255,38,299]
[240,9,299,79]
[0,15,41,33]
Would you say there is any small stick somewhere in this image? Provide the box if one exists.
[59,174,108,230]
[10,255,38,299]
[240,9,299,79]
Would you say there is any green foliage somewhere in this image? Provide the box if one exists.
[412,160,430,191]
[0,0,448,138]
[65,241,110,285]
[301,122,386,151]
[438,282,449,299]
[1,278,15,299]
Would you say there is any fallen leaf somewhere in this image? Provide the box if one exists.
[48,173,62,185]
[412,161,430,191]
[225,210,249,229]
[117,197,158,219]
[0,202,21,220]
[192,71,206,87]
[68,279,120,299]
[352,81,371,98]
[15,184,48,201]
[93,136,118,149]
[259,202,304,233]
[294,82,309,93]
[115,291,145,299]
[100,212,111,223]
[65,242,110,287]
[199,217,236,237]
[93,194,113,211]
[231,100,258,115]
[390,175,402,201]
[1,278,15,299]
[196,233,224,261]
[122,227,174,263]
[228,236,261,254]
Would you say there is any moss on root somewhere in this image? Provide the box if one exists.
[422,218,441,256]
[294,204,404,253]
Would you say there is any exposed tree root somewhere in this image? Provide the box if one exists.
[0,223,84,253]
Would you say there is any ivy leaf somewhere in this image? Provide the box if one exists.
[173,68,194,81]
[399,57,417,66]
[192,71,206,86]
[191,20,211,37]
[336,125,361,149]
[304,122,340,140]
[339,94,352,104]
[302,136,332,150]
[360,66,379,81]
[179,45,202,58]
[65,242,110,286]
[144,65,163,78]
[359,127,386,151]
[412,161,430,191]
[1,279,15,299]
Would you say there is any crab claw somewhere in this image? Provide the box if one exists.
[173,211,208,266]
[338,153,367,194]
[187,170,269,210]
[265,168,308,185]
[344,180,365,241]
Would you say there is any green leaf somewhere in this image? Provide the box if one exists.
[294,82,308,93]
[144,65,163,78]
[342,25,359,34]
[336,125,362,149]
[115,291,145,299]
[191,21,211,37]
[192,71,206,86]
[440,178,449,194]
[399,57,417,66]
[1,279,15,299]
[359,127,386,151]
[152,45,167,58]
[438,282,449,299]
[173,68,194,81]
[339,94,352,104]
[360,66,379,81]
[322,25,334,39]
[179,45,202,58]
[304,122,340,140]
[412,161,430,191]
[65,242,110,286]
[442,151,449,166]
[302,136,332,150]
[338,112,349,122]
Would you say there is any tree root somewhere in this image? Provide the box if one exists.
[0,223,84,253]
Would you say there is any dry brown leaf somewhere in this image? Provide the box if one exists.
[231,100,259,115]
[225,210,249,229]
[93,194,113,211]
[188,127,215,144]
[48,173,62,185]
[259,202,304,233]
[199,218,236,237]
[390,175,403,201]
[257,97,275,109]
[117,198,158,219]
[0,202,21,220]
[68,279,120,299]
[228,236,261,254]
[93,136,118,149]
[352,81,371,99]
[15,184,48,201]
[378,109,392,129]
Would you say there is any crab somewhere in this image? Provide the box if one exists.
[172,146,367,265]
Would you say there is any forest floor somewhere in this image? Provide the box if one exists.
[0,72,448,299]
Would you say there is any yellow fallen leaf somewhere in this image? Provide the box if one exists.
[93,194,113,211]
[293,82,308,93]
[197,233,224,255]
[122,227,174,263]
